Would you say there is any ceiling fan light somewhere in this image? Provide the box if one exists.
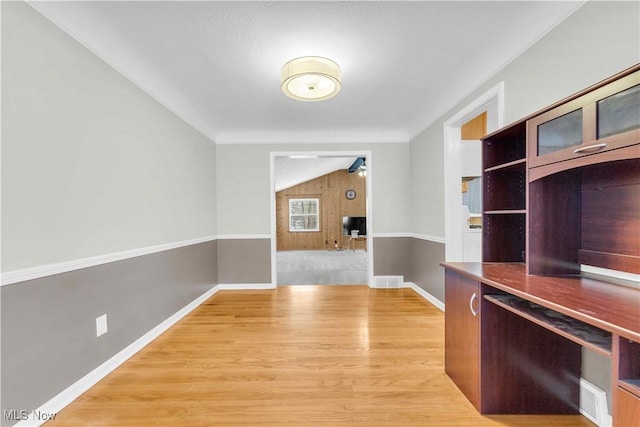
[281,56,341,102]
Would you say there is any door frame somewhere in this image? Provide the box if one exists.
[269,150,374,287]
[443,82,505,261]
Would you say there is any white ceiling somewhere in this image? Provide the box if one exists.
[274,156,357,192]
[29,1,583,144]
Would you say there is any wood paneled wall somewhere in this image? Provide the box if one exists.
[276,169,366,251]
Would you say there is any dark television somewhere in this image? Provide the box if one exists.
[342,216,367,236]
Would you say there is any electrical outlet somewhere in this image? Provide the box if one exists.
[96,314,108,337]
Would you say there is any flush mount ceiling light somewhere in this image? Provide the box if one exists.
[281,56,341,102]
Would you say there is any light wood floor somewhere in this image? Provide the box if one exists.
[47,286,593,426]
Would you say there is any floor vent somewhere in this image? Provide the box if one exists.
[580,377,611,427]
[373,276,404,288]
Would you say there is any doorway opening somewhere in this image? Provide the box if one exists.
[269,151,374,287]
[444,83,505,262]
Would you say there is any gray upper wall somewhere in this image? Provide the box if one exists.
[1,1,218,272]
[216,143,411,235]
[4,0,639,269]
[410,0,640,239]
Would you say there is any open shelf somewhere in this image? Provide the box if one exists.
[484,294,612,357]
[618,337,640,398]
[484,210,527,215]
[483,121,527,169]
[484,166,526,211]
[619,379,640,397]
[484,158,526,173]
[482,120,526,263]
[483,213,526,262]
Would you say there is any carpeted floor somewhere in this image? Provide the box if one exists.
[276,249,368,285]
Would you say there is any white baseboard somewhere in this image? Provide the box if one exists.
[15,285,221,427]
[217,283,276,290]
[404,282,445,312]
[16,280,440,426]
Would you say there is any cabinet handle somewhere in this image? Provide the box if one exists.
[573,143,607,154]
[469,293,478,317]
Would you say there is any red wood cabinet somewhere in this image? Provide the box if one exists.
[527,69,639,170]
[444,270,480,409]
[443,265,583,415]
[450,64,640,426]
[614,388,640,427]
[442,262,640,423]
[614,337,640,426]
[481,64,640,275]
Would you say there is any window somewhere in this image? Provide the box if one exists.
[289,198,319,232]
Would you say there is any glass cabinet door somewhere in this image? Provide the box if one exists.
[537,109,583,156]
[598,84,640,140]
[528,68,640,170]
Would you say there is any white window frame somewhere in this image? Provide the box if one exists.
[289,198,320,232]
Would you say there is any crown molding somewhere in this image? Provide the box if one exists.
[215,129,409,145]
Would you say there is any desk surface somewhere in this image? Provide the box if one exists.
[441,262,640,341]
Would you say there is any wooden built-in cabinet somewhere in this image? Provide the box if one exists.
[614,388,640,427]
[445,64,640,426]
[528,69,640,173]
[444,270,480,409]
[482,121,527,262]
[482,64,640,273]
[614,337,640,426]
[445,267,584,414]
[442,263,639,421]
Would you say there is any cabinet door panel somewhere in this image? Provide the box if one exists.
[598,83,640,139]
[445,270,480,409]
[528,69,640,169]
[537,108,583,156]
[614,387,640,427]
